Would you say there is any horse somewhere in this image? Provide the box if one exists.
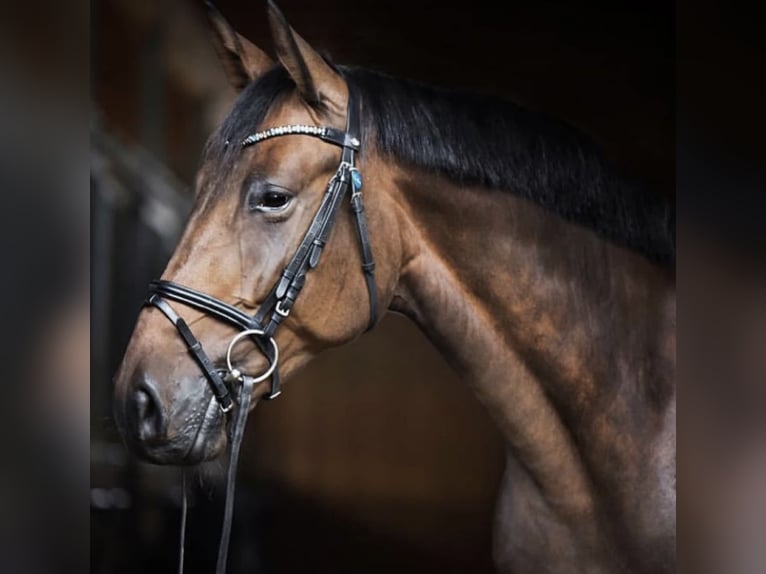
[113,2,676,572]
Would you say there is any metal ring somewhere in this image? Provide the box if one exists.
[225,329,279,384]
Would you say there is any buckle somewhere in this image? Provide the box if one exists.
[275,300,291,317]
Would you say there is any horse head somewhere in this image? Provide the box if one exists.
[113,2,400,464]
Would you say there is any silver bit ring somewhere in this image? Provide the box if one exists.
[225,329,279,384]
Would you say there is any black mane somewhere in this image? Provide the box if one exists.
[207,65,675,266]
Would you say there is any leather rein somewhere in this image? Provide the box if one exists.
[144,87,376,573]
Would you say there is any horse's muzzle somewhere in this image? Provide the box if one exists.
[117,373,228,465]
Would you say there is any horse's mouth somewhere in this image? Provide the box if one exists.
[126,390,228,466]
[183,395,228,464]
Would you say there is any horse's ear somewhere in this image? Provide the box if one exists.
[206,2,274,91]
[266,0,347,113]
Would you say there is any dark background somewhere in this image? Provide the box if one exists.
[90,1,674,573]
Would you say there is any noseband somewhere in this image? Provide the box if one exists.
[144,87,377,573]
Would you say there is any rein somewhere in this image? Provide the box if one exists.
[145,87,376,573]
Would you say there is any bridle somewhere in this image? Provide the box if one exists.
[144,86,377,573]
[147,87,375,409]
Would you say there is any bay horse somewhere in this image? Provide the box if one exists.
[113,2,676,572]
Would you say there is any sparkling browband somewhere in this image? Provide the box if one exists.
[242,124,327,146]
[242,124,361,150]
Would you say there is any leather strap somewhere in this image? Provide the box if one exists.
[215,375,253,574]
[149,280,264,330]
[321,127,360,150]
[350,190,378,330]
[178,471,187,574]
[148,294,234,412]
[344,91,378,329]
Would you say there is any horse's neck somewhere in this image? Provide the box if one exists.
[390,169,675,392]
[388,169,675,536]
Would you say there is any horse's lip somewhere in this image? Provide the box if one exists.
[183,395,224,463]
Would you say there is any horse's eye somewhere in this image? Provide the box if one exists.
[251,189,292,212]
[262,192,290,209]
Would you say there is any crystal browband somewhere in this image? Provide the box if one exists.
[242,124,361,150]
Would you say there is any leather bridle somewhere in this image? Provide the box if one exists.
[144,87,377,573]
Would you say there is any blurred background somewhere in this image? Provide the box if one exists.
[90,1,673,573]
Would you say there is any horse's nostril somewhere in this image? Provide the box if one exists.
[135,389,152,421]
[132,380,167,443]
